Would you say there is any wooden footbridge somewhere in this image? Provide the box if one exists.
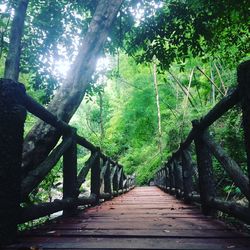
[1,61,250,249]
[4,186,250,249]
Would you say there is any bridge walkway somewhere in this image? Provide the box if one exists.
[5,186,250,249]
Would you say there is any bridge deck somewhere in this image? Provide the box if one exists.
[5,186,250,249]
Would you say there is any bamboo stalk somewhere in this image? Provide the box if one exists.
[196,66,225,96]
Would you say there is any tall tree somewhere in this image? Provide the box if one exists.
[4,0,29,81]
[152,60,162,159]
[98,91,105,148]
[22,0,124,174]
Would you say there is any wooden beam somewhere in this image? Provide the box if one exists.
[23,93,71,134]
[19,195,96,223]
[112,165,119,196]
[173,160,183,199]
[209,198,250,224]
[100,192,112,200]
[100,159,109,180]
[176,88,240,155]
[0,79,27,244]
[238,60,250,204]
[168,162,175,195]
[117,167,123,190]
[193,120,215,216]
[77,152,98,191]
[104,159,112,198]
[189,194,201,203]
[164,164,170,190]
[91,149,101,202]
[204,133,250,200]
[63,129,78,216]
[21,137,72,200]
[110,165,117,180]
[181,149,194,203]
[76,135,97,152]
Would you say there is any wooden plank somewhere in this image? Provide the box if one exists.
[5,186,250,250]
[71,214,209,218]
[6,237,250,249]
[22,229,247,238]
[37,221,228,230]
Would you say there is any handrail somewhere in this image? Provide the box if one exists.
[170,87,240,159]
[0,78,135,245]
[154,60,250,224]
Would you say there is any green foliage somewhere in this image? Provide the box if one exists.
[70,49,248,188]
[125,0,250,69]
[1,0,247,227]
[0,0,100,102]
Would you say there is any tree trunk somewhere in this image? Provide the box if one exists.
[99,91,105,148]
[211,67,215,104]
[22,0,124,175]
[4,0,29,81]
[153,61,162,158]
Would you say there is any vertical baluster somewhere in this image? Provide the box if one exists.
[99,157,104,194]
[174,159,183,199]
[159,169,162,188]
[169,161,175,195]
[155,172,158,186]
[165,163,170,192]
[0,80,26,244]
[163,167,167,191]
[163,168,166,190]
[91,148,101,203]
[238,60,250,205]
[63,128,77,216]
[104,159,112,199]
[193,120,215,215]
[181,148,194,203]
[113,165,119,196]
[119,168,124,193]
[127,176,131,189]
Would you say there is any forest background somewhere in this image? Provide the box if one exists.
[0,0,249,214]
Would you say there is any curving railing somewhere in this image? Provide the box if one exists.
[0,79,135,245]
[155,60,250,223]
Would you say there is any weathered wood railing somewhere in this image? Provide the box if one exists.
[0,79,135,244]
[155,60,250,223]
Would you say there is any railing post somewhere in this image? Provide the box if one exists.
[104,159,112,199]
[155,172,158,186]
[192,120,216,215]
[63,128,77,216]
[169,162,175,195]
[127,176,131,189]
[238,60,250,205]
[181,147,194,203]
[119,168,124,193]
[162,167,167,191]
[165,163,170,192]
[99,157,105,194]
[173,159,183,199]
[161,169,163,187]
[91,148,101,203]
[113,164,119,196]
[0,79,26,245]
[162,168,166,190]
[159,169,162,188]
[131,174,135,187]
